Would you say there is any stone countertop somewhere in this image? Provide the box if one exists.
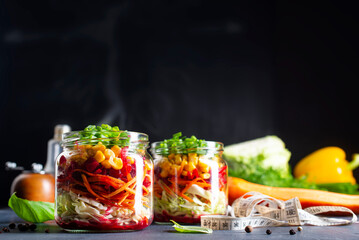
[1,208,358,240]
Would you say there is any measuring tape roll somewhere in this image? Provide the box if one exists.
[200,192,357,231]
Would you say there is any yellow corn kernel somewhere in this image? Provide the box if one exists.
[127,156,135,164]
[185,161,196,172]
[169,164,181,175]
[111,145,121,157]
[161,160,172,171]
[181,170,188,176]
[104,149,115,159]
[200,173,211,179]
[188,153,198,165]
[93,143,106,152]
[101,159,112,168]
[212,156,220,162]
[112,157,123,170]
[168,153,175,161]
[198,160,210,173]
[160,169,169,178]
[94,150,105,163]
[174,154,182,165]
[200,165,210,173]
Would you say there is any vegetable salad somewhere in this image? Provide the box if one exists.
[55,125,153,231]
[152,133,227,223]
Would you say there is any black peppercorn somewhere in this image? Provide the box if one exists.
[29,223,37,231]
[289,229,296,235]
[245,225,253,233]
[19,224,28,232]
[2,227,10,232]
[45,228,50,233]
[8,223,16,229]
[266,229,272,235]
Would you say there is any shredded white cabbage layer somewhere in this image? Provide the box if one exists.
[154,184,227,218]
[56,190,151,225]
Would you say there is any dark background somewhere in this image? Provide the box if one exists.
[0,0,358,207]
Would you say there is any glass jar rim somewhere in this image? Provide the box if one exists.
[151,140,224,154]
[61,130,149,146]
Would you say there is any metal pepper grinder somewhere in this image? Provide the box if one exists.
[7,162,55,203]
[44,124,71,175]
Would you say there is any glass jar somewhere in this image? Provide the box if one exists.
[151,141,228,224]
[55,130,153,232]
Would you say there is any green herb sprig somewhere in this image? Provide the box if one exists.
[155,132,208,155]
[77,124,130,147]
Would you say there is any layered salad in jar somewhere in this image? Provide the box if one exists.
[56,125,153,231]
[151,133,228,224]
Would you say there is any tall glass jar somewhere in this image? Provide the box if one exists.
[151,140,228,224]
[55,129,153,232]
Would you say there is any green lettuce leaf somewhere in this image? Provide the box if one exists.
[171,220,212,234]
[8,193,55,223]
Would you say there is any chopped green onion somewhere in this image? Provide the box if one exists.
[155,132,208,155]
[77,124,130,147]
[170,220,212,234]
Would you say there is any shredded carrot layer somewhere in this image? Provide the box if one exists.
[81,174,105,200]
[104,177,137,198]
[60,167,152,208]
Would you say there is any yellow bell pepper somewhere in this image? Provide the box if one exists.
[294,147,359,184]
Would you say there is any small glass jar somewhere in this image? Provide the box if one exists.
[151,141,228,224]
[55,130,153,232]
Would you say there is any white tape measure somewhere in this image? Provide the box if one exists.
[201,192,357,230]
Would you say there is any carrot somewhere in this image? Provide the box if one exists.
[104,177,137,198]
[158,180,194,202]
[157,180,176,198]
[228,177,359,214]
[87,176,124,188]
[169,177,206,185]
[127,173,132,182]
[117,192,130,205]
[73,169,123,185]
[174,188,193,202]
[81,174,106,200]
[180,178,208,194]
[142,186,150,196]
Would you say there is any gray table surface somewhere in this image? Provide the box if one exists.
[1,208,359,240]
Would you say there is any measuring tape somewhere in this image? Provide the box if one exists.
[201,192,358,230]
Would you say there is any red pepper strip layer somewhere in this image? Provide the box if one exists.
[81,174,106,200]
[219,166,227,176]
